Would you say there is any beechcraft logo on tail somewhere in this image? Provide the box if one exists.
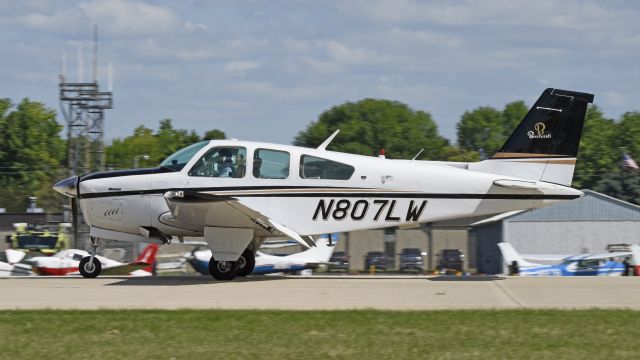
[527,122,551,139]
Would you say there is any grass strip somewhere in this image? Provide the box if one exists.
[1,309,639,360]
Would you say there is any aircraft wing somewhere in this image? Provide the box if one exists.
[521,254,572,262]
[562,252,631,262]
[101,263,150,276]
[579,251,632,261]
[226,199,316,248]
[164,190,316,248]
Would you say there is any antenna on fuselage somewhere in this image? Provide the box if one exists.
[317,129,340,151]
[411,148,424,161]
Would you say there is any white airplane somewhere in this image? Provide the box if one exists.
[0,249,34,276]
[189,234,337,275]
[53,88,593,280]
[498,242,640,276]
[27,243,158,276]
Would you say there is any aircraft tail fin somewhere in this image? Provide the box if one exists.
[631,244,640,267]
[497,242,541,269]
[133,243,159,273]
[473,88,594,186]
[288,234,338,263]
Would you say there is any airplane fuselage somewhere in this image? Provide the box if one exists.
[74,140,581,241]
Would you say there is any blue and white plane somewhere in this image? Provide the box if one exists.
[498,242,640,276]
[190,234,337,276]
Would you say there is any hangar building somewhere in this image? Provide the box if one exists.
[472,190,640,274]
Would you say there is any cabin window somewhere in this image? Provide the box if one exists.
[253,149,290,179]
[188,147,247,178]
[300,155,354,180]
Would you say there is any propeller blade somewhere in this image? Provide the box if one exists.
[71,197,78,248]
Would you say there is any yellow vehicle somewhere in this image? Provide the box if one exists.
[9,223,70,255]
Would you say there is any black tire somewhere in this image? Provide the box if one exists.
[208,257,238,281]
[236,249,256,277]
[79,256,102,278]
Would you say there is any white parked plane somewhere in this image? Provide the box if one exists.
[53,88,593,280]
[0,249,34,276]
[498,242,640,276]
[189,234,337,275]
[27,243,158,276]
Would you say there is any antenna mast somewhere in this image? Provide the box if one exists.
[59,25,113,248]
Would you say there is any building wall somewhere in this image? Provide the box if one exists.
[339,228,470,272]
[344,230,385,271]
[471,223,503,274]
[506,221,640,254]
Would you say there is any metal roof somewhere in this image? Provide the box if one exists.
[507,190,640,222]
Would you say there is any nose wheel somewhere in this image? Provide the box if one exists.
[79,256,102,278]
[79,237,102,278]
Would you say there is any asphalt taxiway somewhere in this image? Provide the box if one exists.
[1,275,639,310]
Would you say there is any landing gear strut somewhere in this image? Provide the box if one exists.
[79,237,102,278]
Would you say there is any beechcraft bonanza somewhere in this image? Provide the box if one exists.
[53,88,593,280]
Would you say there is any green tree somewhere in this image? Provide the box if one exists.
[294,99,449,160]
[456,101,528,159]
[202,129,226,140]
[572,106,620,189]
[593,168,640,205]
[106,120,207,169]
[617,112,640,157]
[0,99,65,212]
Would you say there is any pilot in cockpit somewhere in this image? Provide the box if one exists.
[217,149,235,177]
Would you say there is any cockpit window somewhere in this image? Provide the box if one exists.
[189,147,247,178]
[159,141,209,171]
[300,155,354,180]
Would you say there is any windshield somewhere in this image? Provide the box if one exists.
[159,141,209,171]
[16,234,58,249]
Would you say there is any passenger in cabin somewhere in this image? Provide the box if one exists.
[235,154,246,178]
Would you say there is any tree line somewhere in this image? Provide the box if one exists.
[0,96,638,212]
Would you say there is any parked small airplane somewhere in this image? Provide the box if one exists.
[498,242,640,276]
[28,243,158,276]
[53,88,593,280]
[189,234,337,275]
[0,249,34,276]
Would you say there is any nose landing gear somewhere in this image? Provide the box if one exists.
[79,237,102,278]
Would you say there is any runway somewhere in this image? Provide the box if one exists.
[1,275,639,310]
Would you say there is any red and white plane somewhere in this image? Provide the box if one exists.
[28,243,158,276]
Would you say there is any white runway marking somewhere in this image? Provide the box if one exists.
[1,275,639,310]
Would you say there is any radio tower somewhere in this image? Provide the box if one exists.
[59,25,113,248]
[59,25,113,175]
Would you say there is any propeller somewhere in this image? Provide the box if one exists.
[53,175,80,248]
[71,196,78,248]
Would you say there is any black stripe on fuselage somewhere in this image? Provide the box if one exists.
[79,167,175,182]
[77,186,580,200]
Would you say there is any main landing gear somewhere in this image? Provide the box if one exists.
[79,237,102,278]
[208,249,255,280]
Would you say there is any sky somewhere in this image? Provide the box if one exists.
[1,0,639,145]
